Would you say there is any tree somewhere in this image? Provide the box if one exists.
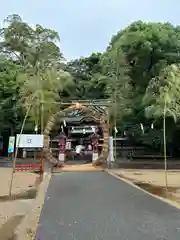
[18,62,72,132]
[109,21,180,88]
[0,14,62,67]
[143,64,180,187]
[0,56,23,134]
[66,53,106,99]
[104,21,180,147]
[0,14,71,133]
[0,14,73,143]
[100,48,133,133]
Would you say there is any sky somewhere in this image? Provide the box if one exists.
[0,0,180,60]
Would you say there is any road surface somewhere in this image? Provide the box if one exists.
[36,172,180,239]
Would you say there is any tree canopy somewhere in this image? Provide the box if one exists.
[1,14,180,155]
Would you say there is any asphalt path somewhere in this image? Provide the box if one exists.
[36,171,180,240]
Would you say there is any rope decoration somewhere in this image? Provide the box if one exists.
[43,104,109,167]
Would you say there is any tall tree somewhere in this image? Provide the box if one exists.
[100,48,133,132]
[0,57,23,134]
[0,14,70,133]
[0,14,62,67]
[66,53,106,99]
[104,21,180,145]
[18,63,72,131]
[143,64,180,186]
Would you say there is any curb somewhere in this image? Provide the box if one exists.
[106,170,180,210]
[14,172,52,239]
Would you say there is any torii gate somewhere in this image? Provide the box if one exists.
[43,103,109,167]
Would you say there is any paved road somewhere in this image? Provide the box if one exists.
[36,172,180,240]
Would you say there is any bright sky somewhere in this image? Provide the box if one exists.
[0,0,180,60]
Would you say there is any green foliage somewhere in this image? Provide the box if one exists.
[0,14,71,135]
[1,14,180,156]
[144,64,180,122]
[104,21,180,151]
[66,53,106,99]
[18,64,72,128]
[109,21,180,88]
[0,57,23,133]
[100,48,133,126]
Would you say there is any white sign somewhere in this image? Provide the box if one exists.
[107,136,114,162]
[16,134,44,148]
[65,141,71,150]
[92,152,98,162]
[58,153,65,162]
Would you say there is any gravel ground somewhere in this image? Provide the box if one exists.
[36,171,180,240]
[109,169,180,204]
[0,168,38,196]
[109,169,180,187]
[0,168,38,227]
[14,173,51,240]
[0,168,39,239]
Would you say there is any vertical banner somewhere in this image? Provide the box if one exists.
[92,152,98,162]
[65,141,71,150]
[8,136,15,153]
[108,136,114,162]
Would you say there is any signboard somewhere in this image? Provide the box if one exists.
[92,152,98,162]
[65,141,71,150]
[16,134,44,148]
[8,136,15,153]
[58,153,65,162]
[71,127,95,134]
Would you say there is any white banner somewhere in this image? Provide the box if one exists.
[65,141,71,150]
[108,136,114,162]
[92,152,98,162]
[16,134,44,148]
[58,153,65,162]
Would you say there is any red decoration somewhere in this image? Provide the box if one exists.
[15,163,42,172]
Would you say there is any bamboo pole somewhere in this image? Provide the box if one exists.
[114,49,120,163]
[40,101,44,181]
[163,98,168,194]
[9,104,32,196]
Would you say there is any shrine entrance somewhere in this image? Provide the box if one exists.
[43,102,109,167]
[51,125,102,164]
